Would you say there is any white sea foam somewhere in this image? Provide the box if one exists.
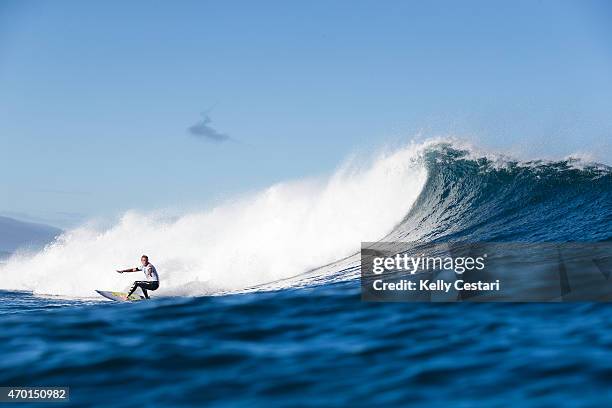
[0,143,429,297]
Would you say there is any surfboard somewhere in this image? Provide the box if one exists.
[96,290,144,302]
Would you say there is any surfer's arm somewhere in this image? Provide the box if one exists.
[116,267,140,273]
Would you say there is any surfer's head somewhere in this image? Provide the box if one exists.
[141,255,149,266]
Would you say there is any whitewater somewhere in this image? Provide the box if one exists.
[0,142,430,297]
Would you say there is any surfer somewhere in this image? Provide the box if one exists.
[116,255,160,300]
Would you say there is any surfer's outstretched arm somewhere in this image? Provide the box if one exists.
[116,267,139,273]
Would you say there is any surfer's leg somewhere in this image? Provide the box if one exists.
[127,281,147,298]
[140,282,158,299]
[126,281,138,297]
[126,281,157,299]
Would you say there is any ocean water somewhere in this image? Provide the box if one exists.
[1,142,611,407]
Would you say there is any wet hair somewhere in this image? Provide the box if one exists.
[141,255,149,260]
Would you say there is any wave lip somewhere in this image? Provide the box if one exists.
[390,142,612,244]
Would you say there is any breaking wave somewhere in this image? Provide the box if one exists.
[2,139,610,298]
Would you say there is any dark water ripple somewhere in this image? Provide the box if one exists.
[1,286,611,407]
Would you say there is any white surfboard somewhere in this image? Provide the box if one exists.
[96,290,144,302]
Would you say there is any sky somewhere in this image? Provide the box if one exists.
[1,0,611,228]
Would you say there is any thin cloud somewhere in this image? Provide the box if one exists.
[187,113,231,143]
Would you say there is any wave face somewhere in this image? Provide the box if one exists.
[0,144,428,297]
[1,140,610,298]
[272,142,612,290]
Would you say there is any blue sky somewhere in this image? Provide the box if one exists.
[1,0,611,227]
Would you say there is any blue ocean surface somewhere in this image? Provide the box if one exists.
[2,288,612,407]
[1,144,611,407]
